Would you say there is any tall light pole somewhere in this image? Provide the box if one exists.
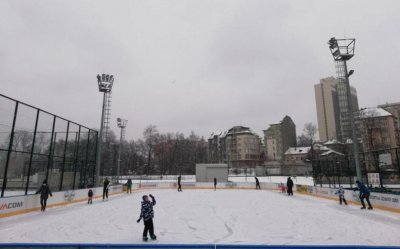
[328,37,362,181]
[117,118,128,183]
[96,74,114,186]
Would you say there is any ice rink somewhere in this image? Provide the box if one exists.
[1,189,400,245]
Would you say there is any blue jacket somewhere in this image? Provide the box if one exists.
[335,187,345,197]
[357,182,369,195]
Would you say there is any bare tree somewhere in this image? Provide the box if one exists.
[297,123,318,147]
[143,125,159,174]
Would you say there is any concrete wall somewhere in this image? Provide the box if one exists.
[196,164,228,182]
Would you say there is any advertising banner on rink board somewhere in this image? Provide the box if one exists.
[0,185,123,218]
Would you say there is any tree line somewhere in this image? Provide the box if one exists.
[101,125,208,176]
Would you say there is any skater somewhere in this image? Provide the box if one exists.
[286,177,294,196]
[88,189,94,204]
[335,186,347,205]
[280,182,286,193]
[255,177,261,189]
[103,177,110,201]
[35,180,52,212]
[137,194,157,241]
[356,180,373,210]
[127,179,132,194]
[177,175,182,192]
[214,177,217,191]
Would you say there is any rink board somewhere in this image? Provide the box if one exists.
[0,244,399,249]
[0,185,123,218]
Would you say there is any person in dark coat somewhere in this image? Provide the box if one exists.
[137,194,157,241]
[127,179,132,194]
[103,177,110,201]
[35,180,52,211]
[214,177,217,191]
[356,180,373,210]
[286,177,294,196]
[255,177,261,189]
[177,175,182,192]
[88,189,94,204]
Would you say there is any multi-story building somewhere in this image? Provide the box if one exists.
[378,102,400,129]
[225,126,261,167]
[314,76,359,142]
[314,77,341,142]
[358,107,400,152]
[263,116,296,161]
[358,107,400,172]
[208,126,261,167]
[208,131,226,163]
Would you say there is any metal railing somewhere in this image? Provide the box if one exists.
[0,244,399,249]
[312,147,400,190]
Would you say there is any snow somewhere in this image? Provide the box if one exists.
[1,189,400,245]
[284,147,310,155]
[359,107,392,118]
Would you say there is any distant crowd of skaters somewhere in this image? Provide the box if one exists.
[34,175,373,241]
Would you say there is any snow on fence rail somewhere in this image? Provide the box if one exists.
[0,244,400,249]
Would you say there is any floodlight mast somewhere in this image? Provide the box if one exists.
[95,74,114,186]
[116,118,127,184]
[328,37,362,182]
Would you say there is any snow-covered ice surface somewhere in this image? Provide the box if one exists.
[1,189,400,245]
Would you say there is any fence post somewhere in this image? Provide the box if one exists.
[83,130,91,187]
[45,116,57,180]
[1,102,19,198]
[59,121,70,191]
[92,131,99,185]
[72,126,81,190]
[25,109,40,195]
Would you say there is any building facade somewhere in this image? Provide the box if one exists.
[314,76,359,143]
[357,107,400,173]
[358,108,400,152]
[263,116,297,161]
[314,77,341,142]
[208,126,261,167]
[378,102,400,129]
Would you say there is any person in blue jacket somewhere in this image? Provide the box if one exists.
[356,180,373,210]
[335,186,347,205]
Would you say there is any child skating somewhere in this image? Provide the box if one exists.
[88,189,93,204]
[137,194,157,241]
[335,186,347,205]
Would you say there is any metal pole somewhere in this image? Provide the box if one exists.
[95,92,106,186]
[1,102,19,198]
[25,109,40,195]
[46,116,57,180]
[92,131,98,185]
[72,127,81,190]
[343,61,362,181]
[117,127,123,184]
[83,130,91,187]
[59,122,70,191]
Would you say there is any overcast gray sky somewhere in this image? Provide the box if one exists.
[1,0,400,140]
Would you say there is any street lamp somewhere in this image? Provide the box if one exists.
[95,74,114,186]
[328,37,362,182]
[116,118,128,184]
